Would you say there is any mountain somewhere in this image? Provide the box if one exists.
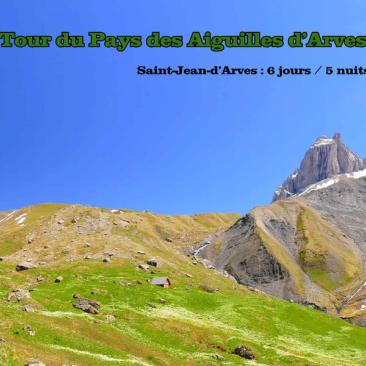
[2,134,366,365]
[198,134,366,327]
[273,133,366,201]
[2,204,366,365]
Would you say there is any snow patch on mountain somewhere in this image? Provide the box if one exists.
[311,137,334,148]
[0,210,16,224]
[273,133,366,201]
[15,213,27,225]
[297,168,366,197]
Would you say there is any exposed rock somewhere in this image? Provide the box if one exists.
[138,264,150,272]
[73,298,100,314]
[26,234,35,244]
[185,273,193,278]
[24,360,45,366]
[147,259,158,267]
[233,345,255,359]
[36,275,45,283]
[301,301,327,312]
[102,256,111,263]
[16,263,34,271]
[23,304,35,313]
[23,325,36,336]
[198,215,296,301]
[273,133,366,201]
[8,289,30,302]
[212,354,224,361]
[55,276,63,283]
[105,315,116,323]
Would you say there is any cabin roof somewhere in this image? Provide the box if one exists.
[151,277,170,285]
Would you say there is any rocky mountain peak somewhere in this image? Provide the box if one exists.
[273,133,365,201]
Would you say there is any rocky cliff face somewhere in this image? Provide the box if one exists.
[198,134,366,326]
[273,133,365,201]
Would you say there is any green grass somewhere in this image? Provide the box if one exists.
[296,207,360,292]
[1,204,366,365]
[0,260,366,365]
[0,241,21,257]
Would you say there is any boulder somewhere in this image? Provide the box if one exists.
[147,259,158,267]
[233,345,255,360]
[73,298,100,314]
[8,289,30,302]
[22,304,34,313]
[23,325,36,336]
[16,263,34,271]
[55,276,63,283]
[138,264,149,272]
[24,360,45,366]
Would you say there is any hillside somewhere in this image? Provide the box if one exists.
[1,204,366,365]
[199,134,366,327]
[0,204,240,266]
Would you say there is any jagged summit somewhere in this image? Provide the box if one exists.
[273,133,366,201]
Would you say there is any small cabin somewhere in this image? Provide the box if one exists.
[151,277,171,288]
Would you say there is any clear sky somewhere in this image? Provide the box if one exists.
[1,1,366,214]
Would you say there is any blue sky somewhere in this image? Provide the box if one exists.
[1,1,366,214]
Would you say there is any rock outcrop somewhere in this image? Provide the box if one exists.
[198,134,366,325]
[273,133,365,201]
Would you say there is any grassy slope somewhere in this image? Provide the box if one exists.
[296,207,361,292]
[1,260,366,365]
[1,204,366,365]
[0,204,241,264]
